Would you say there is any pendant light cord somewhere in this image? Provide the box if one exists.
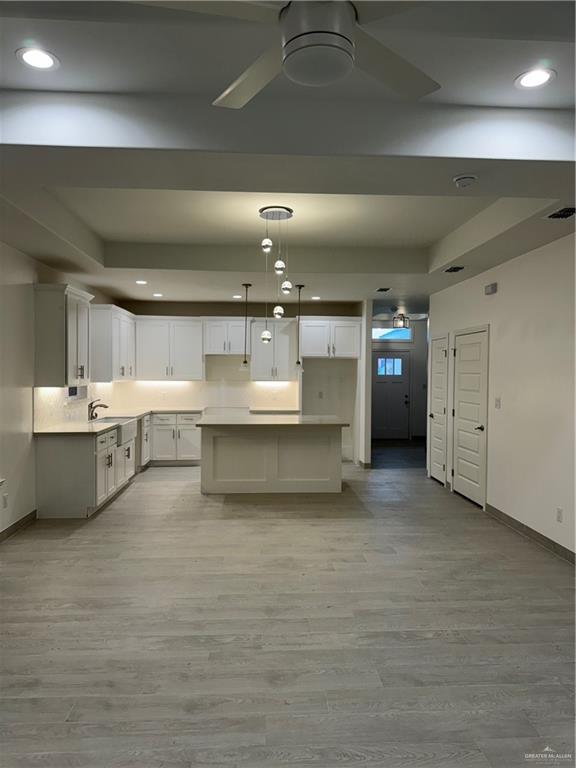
[242,282,251,365]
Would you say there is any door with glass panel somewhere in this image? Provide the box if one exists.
[372,351,411,439]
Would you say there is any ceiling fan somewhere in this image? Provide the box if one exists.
[140,0,441,108]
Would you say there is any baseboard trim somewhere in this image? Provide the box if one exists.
[486,504,574,564]
[149,460,200,467]
[359,461,372,469]
[0,510,37,543]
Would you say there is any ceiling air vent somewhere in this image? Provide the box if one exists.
[376,287,391,292]
[445,266,464,273]
[547,207,575,219]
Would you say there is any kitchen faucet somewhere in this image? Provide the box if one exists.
[88,399,109,421]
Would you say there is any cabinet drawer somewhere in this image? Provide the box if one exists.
[177,413,201,424]
[107,430,118,447]
[152,413,176,425]
[143,415,151,427]
[96,434,108,451]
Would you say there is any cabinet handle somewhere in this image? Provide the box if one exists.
[125,446,131,459]
[171,366,174,377]
[327,343,330,356]
[332,344,336,356]
[178,429,181,439]
[120,366,125,377]
[166,366,169,377]
[228,340,231,352]
[129,365,132,376]
[223,340,226,352]
[145,432,148,442]
[172,429,175,440]
[78,365,85,379]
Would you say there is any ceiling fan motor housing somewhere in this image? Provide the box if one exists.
[280,1,356,87]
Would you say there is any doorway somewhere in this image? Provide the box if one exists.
[452,328,489,507]
[371,350,411,439]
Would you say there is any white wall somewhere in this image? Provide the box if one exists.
[372,319,428,438]
[429,235,574,551]
[0,244,37,532]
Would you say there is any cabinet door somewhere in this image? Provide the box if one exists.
[95,448,108,507]
[177,425,201,460]
[171,321,203,380]
[250,322,275,381]
[274,321,296,380]
[227,321,247,355]
[331,321,361,358]
[136,321,170,379]
[151,425,177,460]
[141,425,151,465]
[127,318,136,378]
[66,295,79,386]
[300,320,331,358]
[107,450,118,497]
[76,299,90,382]
[204,321,228,355]
[112,314,122,379]
[123,439,136,479]
[119,316,135,378]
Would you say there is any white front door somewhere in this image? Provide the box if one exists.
[372,351,411,439]
[453,329,488,507]
[429,336,448,483]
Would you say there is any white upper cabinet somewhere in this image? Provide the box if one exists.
[250,320,297,381]
[136,318,203,380]
[91,305,136,382]
[204,319,250,355]
[35,284,93,387]
[300,317,361,359]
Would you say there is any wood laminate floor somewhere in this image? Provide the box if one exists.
[1,465,574,768]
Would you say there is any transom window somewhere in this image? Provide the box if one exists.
[377,357,402,376]
[372,327,412,341]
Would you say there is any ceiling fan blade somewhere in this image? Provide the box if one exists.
[353,1,422,25]
[355,27,440,98]
[212,45,282,109]
[136,1,278,24]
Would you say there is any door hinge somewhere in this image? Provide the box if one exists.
[453,348,457,357]
[452,408,455,417]
[443,464,446,472]
[451,469,454,477]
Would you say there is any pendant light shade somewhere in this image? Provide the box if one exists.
[273,305,284,319]
[261,237,273,253]
[281,279,293,295]
[274,259,285,275]
[261,329,272,344]
[393,312,410,329]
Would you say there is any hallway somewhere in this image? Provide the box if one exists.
[1,465,573,768]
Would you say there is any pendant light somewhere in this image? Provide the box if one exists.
[295,284,305,368]
[258,205,294,344]
[393,311,410,329]
[273,305,284,319]
[274,259,286,275]
[240,282,251,369]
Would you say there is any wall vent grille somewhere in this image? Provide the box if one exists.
[547,207,575,219]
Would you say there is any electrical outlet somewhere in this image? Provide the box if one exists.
[556,508,563,523]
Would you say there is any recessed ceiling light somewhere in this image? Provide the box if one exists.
[153,293,163,298]
[311,296,321,301]
[232,294,242,299]
[135,280,148,285]
[515,68,555,89]
[16,47,59,70]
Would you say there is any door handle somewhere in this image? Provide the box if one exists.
[429,413,434,418]
[474,425,485,431]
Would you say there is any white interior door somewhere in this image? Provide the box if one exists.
[171,321,203,380]
[429,336,448,483]
[371,351,411,439]
[453,329,488,507]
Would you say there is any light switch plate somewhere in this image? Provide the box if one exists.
[494,397,501,409]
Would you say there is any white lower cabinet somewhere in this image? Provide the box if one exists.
[116,439,136,487]
[140,416,151,466]
[151,413,201,461]
[95,430,119,508]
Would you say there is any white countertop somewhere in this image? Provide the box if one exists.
[34,422,121,436]
[197,414,348,427]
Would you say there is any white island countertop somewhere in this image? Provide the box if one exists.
[197,414,349,427]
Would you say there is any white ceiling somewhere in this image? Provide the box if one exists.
[1,2,573,108]
[53,188,492,246]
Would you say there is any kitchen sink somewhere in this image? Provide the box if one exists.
[96,417,138,444]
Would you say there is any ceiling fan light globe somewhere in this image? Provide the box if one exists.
[283,43,354,87]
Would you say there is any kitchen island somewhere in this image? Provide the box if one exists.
[197,414,349,494]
